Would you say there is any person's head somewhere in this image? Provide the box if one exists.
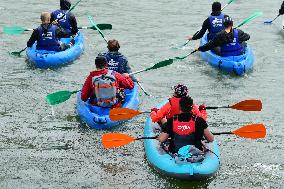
[180,96,193,113]
[107,39,120,52]
[40,12,51,24]
[223,17,233,28]
[212,1,222,12]
[60,0,71,10]
[172,84,188,98]
[95,56,107,69]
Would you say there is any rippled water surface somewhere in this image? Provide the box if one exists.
[0,0,283,188]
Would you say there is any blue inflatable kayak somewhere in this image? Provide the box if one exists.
[200,34,254,76]
[76,83,139,129]
[144,101,220,180]
[26,32,84,68]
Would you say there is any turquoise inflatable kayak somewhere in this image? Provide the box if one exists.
[200,34,254,76]
[26,32,84,68]
[76,83,139,129]
[144,101,220,180]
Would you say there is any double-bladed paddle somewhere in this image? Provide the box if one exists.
[109,99,262,121]
[102,124,266,149]
[179,0,236,48]
[264,14,280,24]
[45,58,174,105]
[3,24,112,35]
[10,0,82,57]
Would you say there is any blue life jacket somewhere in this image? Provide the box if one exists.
[51,9,72,34]
[101,51,127,74]
[37,25,60,51]
[208,13,225,40]
[172,114,197,152]
[220,29,244,57]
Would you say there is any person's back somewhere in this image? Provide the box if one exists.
[158,96,214,153]
[81,56,134,108]
[99,39,137,82]
[188,2,228,41]
[51,0,78,36]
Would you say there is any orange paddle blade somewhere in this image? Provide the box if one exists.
[102,133,136,148]
[230,99,262,111]
[109,108,142,121]
[232,124,266,139]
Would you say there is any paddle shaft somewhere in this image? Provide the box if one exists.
[136,136,157,140]
[137,81,152,96]
[206,106,229,109]
[88,16,108,43]
[212,132,232,135]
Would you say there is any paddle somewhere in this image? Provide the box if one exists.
[10,0,82,57]
[264,14,280,24]
[87,15,108,43]
[102,124,266,149]
[180,0,236,48]
[45,90,79,105]
[45,58,173,105]
[3,24,112,35]
[109,99,262,121]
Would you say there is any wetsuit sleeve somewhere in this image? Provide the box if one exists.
[115,72,134,90]
[150,102,171,123]
[162,118,173,135]
[69,13,78,35]
[55,25,69,38]
[27,29,39,48]
[192,18,210,40]
[238,29,250,42]
[81,74,93,102]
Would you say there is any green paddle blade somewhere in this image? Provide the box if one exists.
[10,47,27,57]
[94,24,112,30]
[45,90,78,105]
[236,11,263,28]
[146,59,174,71]
[3,26,26,35]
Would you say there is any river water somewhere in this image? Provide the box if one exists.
[0,0,283,188]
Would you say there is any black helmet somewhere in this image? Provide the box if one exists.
[224,17,233,27]
[212,2,222,12]
[60,0,71,10]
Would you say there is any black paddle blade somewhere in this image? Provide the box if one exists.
[10,51,22,57]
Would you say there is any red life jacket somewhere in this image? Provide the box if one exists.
[167,96,181,119]
[172,114,197,152]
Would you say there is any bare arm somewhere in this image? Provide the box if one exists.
[158,132,170,143]
[204,128,214,142]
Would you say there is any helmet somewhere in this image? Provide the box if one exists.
[224,17,233,27]
[172,84,188,98]
[212,2,221,12]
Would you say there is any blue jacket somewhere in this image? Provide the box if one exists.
[37,25,61,51]
[220,29,244,57]
[208,14,225,40]
[51,9,72,35]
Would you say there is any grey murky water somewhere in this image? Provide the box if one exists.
[0,0,283,188]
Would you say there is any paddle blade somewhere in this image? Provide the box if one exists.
[10,51,22,57]
[230,99,262,111]
[3,26,25,35]
[236,11,263,28]
[232,124,266,139]
[263,20,272,24]
[146,59,174,71]
[102,133,136,149]
[95,24,112,30]
[109,108,141,121]
[45,90,77,105]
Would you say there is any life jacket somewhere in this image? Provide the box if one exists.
[208,13,225,40]
[172,114,197,152]
[37,25,61,51]
[220,29,244,57]
[52,9,72,34]
[167,97,181,119]
[91,70,118,108]
[104,52,126,73]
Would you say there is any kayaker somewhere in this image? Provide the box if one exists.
[27,12,74,52]
[81,56,134,108]
[196,17,250,57]
[279,1,284,15]
[98,39,137,82]
[150,84,207,125]
[51,0,78,36]
[187,1,229,41]
[158,96,214,153]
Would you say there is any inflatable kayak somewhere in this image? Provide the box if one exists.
[76,83,139,129]
[200,34,254,76]
[144,101,220,180]
[26,32,84,68]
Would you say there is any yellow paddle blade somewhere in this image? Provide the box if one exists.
[102,133,136,149]
[109,108,142,121]
[230,99,262,111]
[232,124,266,139]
